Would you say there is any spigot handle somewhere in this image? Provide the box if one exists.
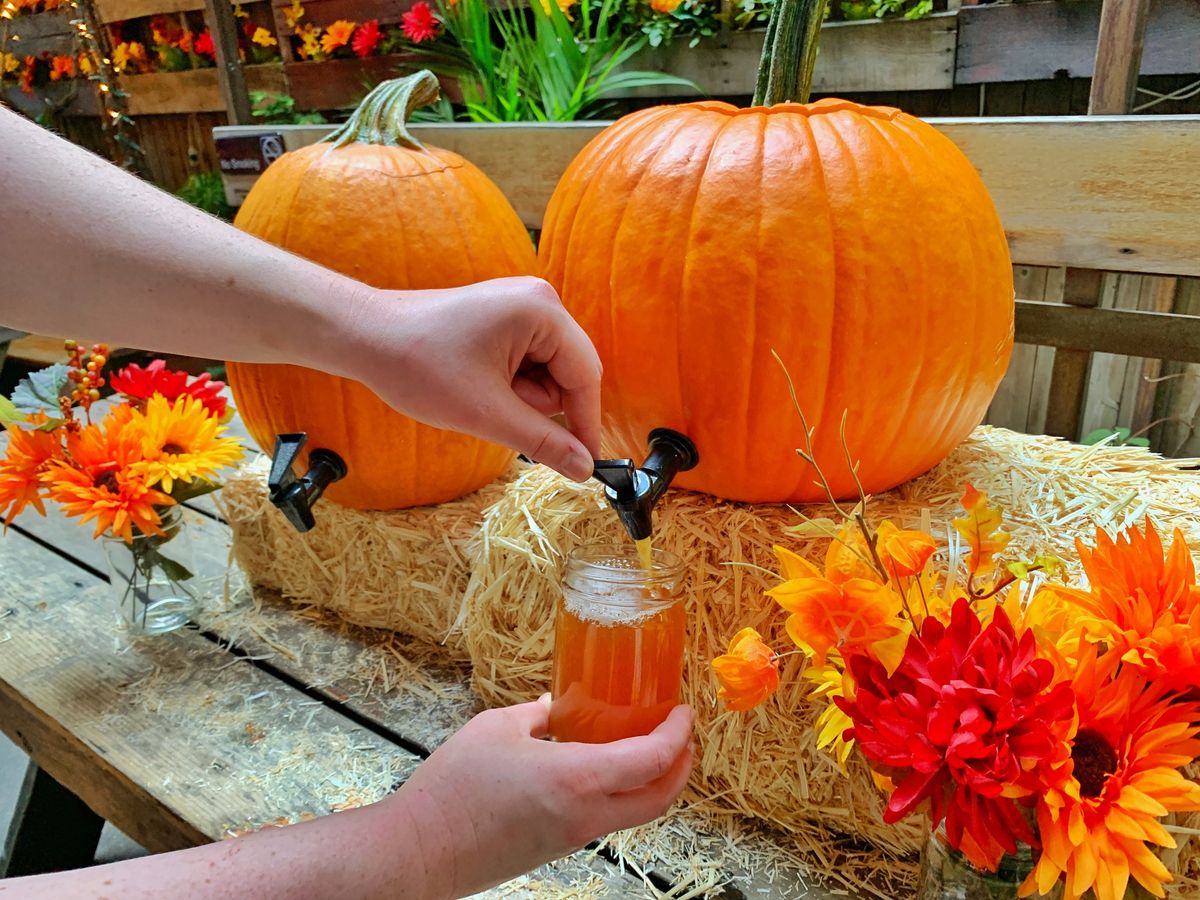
[591,459,639,500]
[268,433,348,533]
[268,433,307,494]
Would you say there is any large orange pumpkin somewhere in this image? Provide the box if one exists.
[227,72,536,509]
[538,2,1013,504]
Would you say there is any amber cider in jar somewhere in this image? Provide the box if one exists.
[548,545,686,743]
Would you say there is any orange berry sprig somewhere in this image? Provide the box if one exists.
[64,339,110,420]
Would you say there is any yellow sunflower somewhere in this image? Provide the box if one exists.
[129,394,242,494]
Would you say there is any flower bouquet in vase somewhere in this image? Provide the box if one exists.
[0,342,243,635]
[712,410,1200,900]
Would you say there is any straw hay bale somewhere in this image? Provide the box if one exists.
[462,426,1200,870]
[220,456,512,657]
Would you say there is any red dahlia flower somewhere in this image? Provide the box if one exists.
[401,2,439,43]
[109,359,227,418]
[351,19,382,57]
[837,598,1075,871]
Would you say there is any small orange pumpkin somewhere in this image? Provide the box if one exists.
[227,72,536,509]
[538,0,1014,504]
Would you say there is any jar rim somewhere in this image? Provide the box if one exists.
[566,543,684,584]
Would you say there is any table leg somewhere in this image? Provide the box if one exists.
[2,765,105,877]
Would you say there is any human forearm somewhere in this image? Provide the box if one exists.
[0,106,365,375]
[0,798,450,900]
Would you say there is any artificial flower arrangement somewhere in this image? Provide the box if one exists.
[282,0,439,63]
[0,343,242,631]
[712,426,1200,900]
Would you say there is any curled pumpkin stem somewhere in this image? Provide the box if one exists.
[325,70,441,151]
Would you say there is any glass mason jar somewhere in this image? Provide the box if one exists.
[917,822,1063,900]
[549,544,686,744]
[101,505,197,636]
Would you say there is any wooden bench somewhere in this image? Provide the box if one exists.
[1,401,831,897]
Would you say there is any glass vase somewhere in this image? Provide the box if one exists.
[101,505,197,636]
[917,824,1063,900]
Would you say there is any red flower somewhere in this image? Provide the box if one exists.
[401,2,439,43]
[351,19,383,57]
[20,56,35,94]
[109,360,227,418]
[241,17,258,40]
[837,598,1075,871]
[194,30,216,58]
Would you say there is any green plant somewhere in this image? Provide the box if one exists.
[623,0,720,49]
[175,172,234,219]
[415,0,698,122]
[1082,426,1151,448]
[249,91,328,124]
[839,0,930,20]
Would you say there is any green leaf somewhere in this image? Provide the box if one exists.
[11,364,71,422]
[0,394,22,427]
[1129,437,1151,447]
[1005,561,1032,581]
[1033,555,1067,579]
[157,553,195,584]
[168,480,220,503]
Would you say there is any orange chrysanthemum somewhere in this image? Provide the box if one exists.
[1022,650,1200,900]
[128,394,242,494]
[43,422,172,542]
[768,544,910,674]
[0,424,62,524]
[1040,518,1200,690]
[712,627,780,711]
[320,18,356,52]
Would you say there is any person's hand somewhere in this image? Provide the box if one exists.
[382,697,694,899]
[344,276,602,482]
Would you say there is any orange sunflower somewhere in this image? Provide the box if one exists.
[1039,518,1200,690]
[1021,650,1200,900]
[768,542,910,674]
[0,423,62,524]
[129,394,242,494]
[43,422,173,542]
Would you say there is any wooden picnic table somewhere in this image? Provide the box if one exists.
[0,400,863,898]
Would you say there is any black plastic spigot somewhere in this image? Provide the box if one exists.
[591,429,699,541]
[268,433,348,533]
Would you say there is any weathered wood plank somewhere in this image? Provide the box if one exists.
[120,65,285,116]
[215,116,1200,278]
[636,13,957,97]
[956,0,1200,84]
[203,0,253,124]
[4,9,71,40]
[1039,270,1103,440]
[93,0,267,23]
[987,265,1057,434]
[1089,0,1152,115]
[1015,289,1200,363]
[935,116,1200,277]
[0,529,422,851]
[1151,278,1200,457]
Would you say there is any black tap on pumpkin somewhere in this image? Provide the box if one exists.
[590,429,699,542]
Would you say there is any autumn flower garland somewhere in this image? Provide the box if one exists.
[712,423,1200,900]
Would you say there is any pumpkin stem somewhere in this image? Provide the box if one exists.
[753,0,829,106]
[324,70,441,151]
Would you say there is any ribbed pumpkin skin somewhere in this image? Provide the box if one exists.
[539,99,1014,504]
[227,142,535,509]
